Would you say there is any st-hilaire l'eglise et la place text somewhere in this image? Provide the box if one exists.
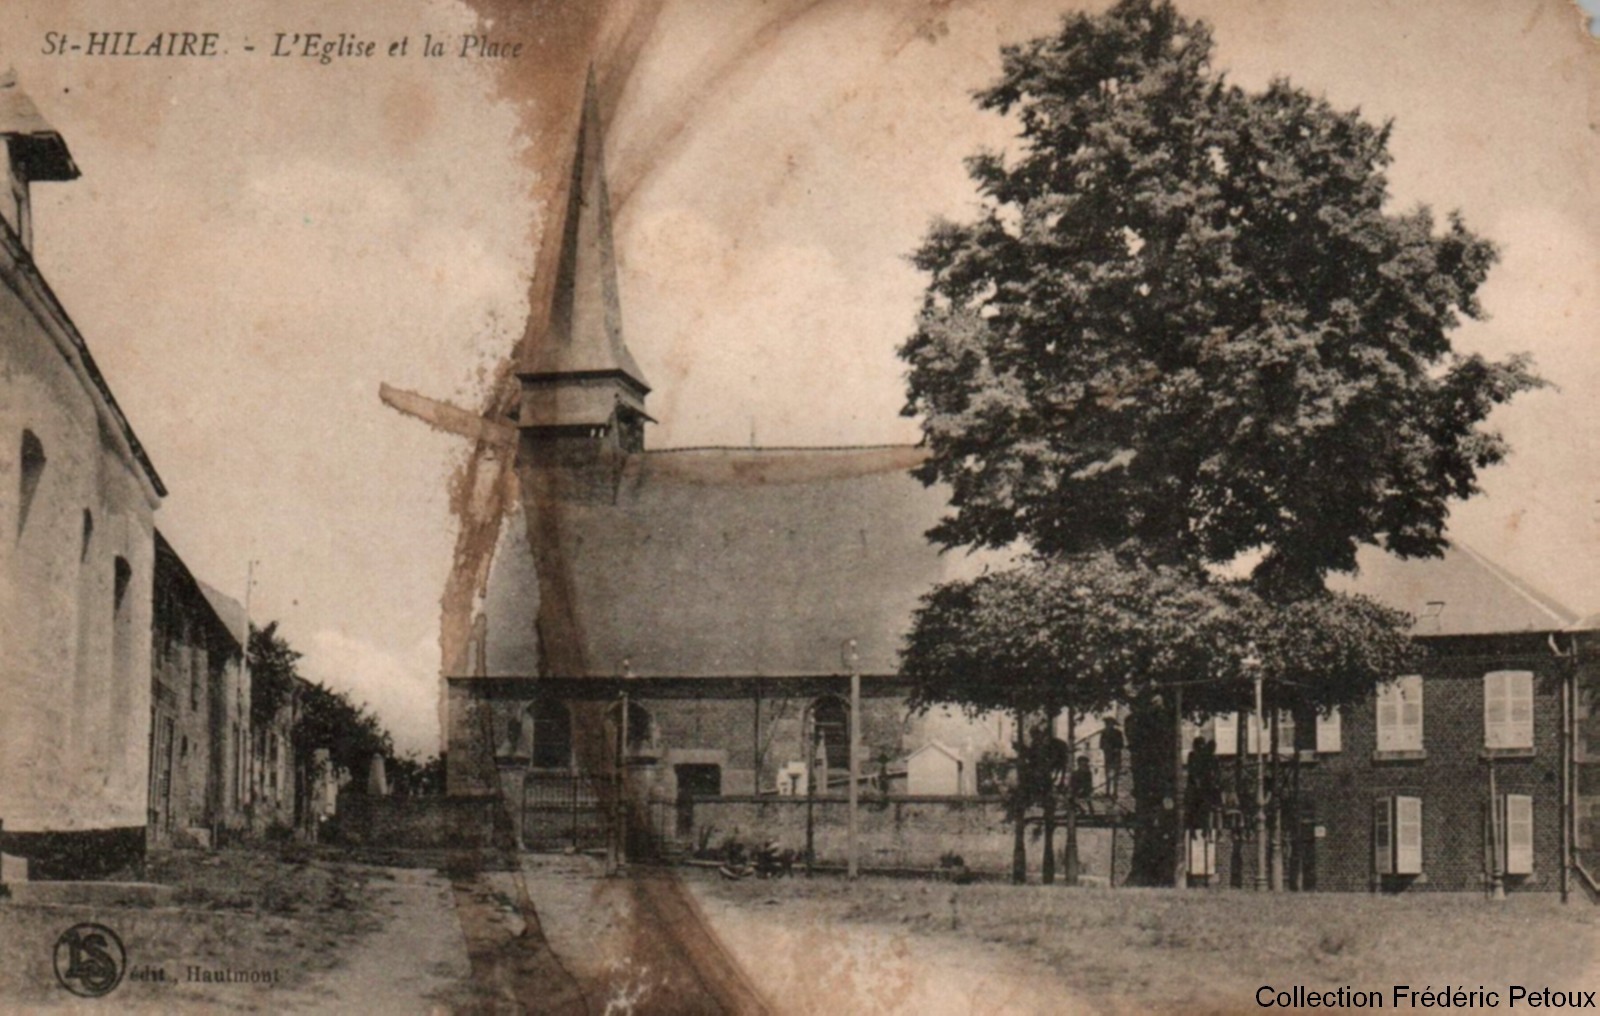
[39,31,524,63]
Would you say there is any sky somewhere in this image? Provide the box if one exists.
[1,0,1596,756]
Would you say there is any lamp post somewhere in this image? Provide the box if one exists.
[1247,650,1268,892]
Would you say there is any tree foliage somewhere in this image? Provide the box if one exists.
[901,553,1418,724]
[900,0,1541,597]
[294,681,393,780]
[249,621,396,780]
[249,621,300,728]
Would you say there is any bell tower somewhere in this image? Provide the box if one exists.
[518,71,651,465]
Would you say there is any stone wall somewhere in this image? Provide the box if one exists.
[661,795,1127,882]
[328,792,505,850]
[0,219,158,844]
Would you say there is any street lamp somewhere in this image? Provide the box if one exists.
[1245,648,1268,892]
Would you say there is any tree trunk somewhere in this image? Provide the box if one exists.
[1126,696,1177,885]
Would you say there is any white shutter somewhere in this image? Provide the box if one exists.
[1484,671,1510,749]
[1504,794,1534,875]
[1187,829,1215,876]
[1394,796,1423,875]
[1401,676,1424,751]
[1374,798,1394,875]
[1376,682,1402,752]
[1316,707,1342,753]
[1213,713,1238,757]
[1507,671,1534,750]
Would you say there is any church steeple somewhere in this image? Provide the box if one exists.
[519,70,651,456]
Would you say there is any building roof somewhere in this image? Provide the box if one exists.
[196,578,249,647]
[1328,540,1580,637]
[482,445,1002,678]
[480,443,1583,680]
[0,69,78,181]
[154,531,246,651]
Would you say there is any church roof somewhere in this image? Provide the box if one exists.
[520,71,647,393]
[0,69,78,181]
[1328,540,1579,637]
[479,443,1583,679]
[482,445,998,678]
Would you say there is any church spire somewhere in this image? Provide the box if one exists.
[519,69,651,455]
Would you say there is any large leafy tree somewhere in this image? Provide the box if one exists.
[899,0,1533,885]
[901,0,1541,599]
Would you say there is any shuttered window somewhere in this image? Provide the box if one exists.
[1484,671,1534,750]
[1503,794,1534,875]
[1375,795,1423,876]
[1315,707,1342,753]
[1373,798,1393,876]
[1394,796,1422,875]
[1376,675,1423,752]
[1213,713,1238,757]
[1187,830,1215,876]
[1243,710,1294,755]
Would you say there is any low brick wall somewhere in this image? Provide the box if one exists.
[327,793,504,850]
[658,795,1126,881]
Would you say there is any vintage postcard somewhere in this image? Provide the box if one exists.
[1,0,1598,1012]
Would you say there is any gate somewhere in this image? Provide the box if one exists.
[520,771,610,851]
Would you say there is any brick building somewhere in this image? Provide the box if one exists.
[1182,545,1597,893]
[0,71,165,877]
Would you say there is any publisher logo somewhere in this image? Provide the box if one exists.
[53,923,126,998]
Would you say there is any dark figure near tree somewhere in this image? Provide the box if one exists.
[1071,755,1096,814]
[1100,717,1125,798]
[1187,737,1221,830]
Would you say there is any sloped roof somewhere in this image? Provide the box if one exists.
[154,531,246,651]
[0,69,78,181]
[196,579,248,647]
[1328,540,1579,636]
[482,445,1002,678]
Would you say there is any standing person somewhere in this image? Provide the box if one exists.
[1071,755,1096,815]
[1100,716,1125,800]
[1187,736,1220,831]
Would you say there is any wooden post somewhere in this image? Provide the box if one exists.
[1270,708,1283,891]
[848,652,861,882]
[1012,708,1027,885]
[1173,685,1187,889]
[1561,660,1573,904]
[1064,708,1079,885]
[805,720,817,877]
[1253,669,1268,891]
[1489,757,1505,900]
